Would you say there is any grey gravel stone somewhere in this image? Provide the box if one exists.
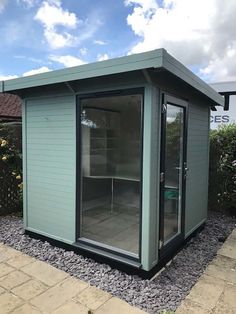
[0,211,235,313]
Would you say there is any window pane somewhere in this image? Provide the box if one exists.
[80,93,142,255]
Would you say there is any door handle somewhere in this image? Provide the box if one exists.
[184,164,189,179]
[184,162,189,173]
[160,172,165,183]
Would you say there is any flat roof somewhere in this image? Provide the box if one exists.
[0,49,223,106]
[211,81,236,93]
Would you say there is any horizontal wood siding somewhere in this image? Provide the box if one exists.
[185,100,209,237]
[25,95,76,243]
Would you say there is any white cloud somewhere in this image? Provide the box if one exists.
[49,55,86,67]
[0,67,51,81]
[125,0,236,82]
[97,53,109,61]
[35,1,77,29]
[0,74,18,81]
[94,40,107,45]
[0,0,7,13]
[34,1,101,49]
[200,46,236,82]
[23,66,51,76]
[44,29,77,49]
[80,47,88,56]
[34,0,78,49]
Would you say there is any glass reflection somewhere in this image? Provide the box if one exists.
[80,94,142,255]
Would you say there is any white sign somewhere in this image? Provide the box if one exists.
[210,82,236,130]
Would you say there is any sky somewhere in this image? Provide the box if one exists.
[0,0,236,83]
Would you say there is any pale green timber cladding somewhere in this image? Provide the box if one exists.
[24,95,76,243]
[22,101,27,229]
[185,100,209,237]
[141,85,159,271]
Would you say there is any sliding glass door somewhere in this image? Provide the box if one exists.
[78,90,143,257]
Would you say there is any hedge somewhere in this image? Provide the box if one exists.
[209,124,236,215]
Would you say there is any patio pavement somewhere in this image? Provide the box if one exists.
[0,242,145,314]
[176,227,236,314]
[0,227,235,314]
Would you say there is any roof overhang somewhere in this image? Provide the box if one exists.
[211,81,236,110]
[211,81,236,93]
[0,49,224,107]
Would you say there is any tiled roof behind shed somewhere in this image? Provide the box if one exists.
[0,93,21,118]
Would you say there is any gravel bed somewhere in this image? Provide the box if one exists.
[0,211,235,313]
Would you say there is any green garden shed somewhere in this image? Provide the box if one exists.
[0,49,224,275]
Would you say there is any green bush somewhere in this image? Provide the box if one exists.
[0,123,22,211]
[209,124,236,215]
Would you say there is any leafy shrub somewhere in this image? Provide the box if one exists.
[0,122,22,211]
[209,124,236,215]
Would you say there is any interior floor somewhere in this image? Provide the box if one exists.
[81,200,179,255]
[81,203,139,255]
[164,213,179,242]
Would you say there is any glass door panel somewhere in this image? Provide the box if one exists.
[163,104,184,243]
[79,92,142,256]
[159,94,187,255]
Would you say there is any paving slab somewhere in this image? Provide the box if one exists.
[205,255,236,284]
[186,274,226,310]
[0,270,30,290]
[0,292,23,313]
[217,239,236,259]
[213,283,236,313]
[21,260,68,286]
[75,285,112,310]
[176,299,211,314]
[228,228,236,241]
[0,263,15,278]
[30,276,88,312]
[0,247,21,263]
[7,253,34,269]
[11,303,41,314]
[52,300,89,314]
[0,242,147,314]
[94,297,146,314]
[0,285,6,295]
[12,279,48,301]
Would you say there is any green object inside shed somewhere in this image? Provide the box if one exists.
[165,188,179,200]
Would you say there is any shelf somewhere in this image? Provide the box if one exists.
[84,175,140,182]
[82,112,120,177]
[90,137,116,140]
[90,148,116,151]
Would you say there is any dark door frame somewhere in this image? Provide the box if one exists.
[159,93,188,259]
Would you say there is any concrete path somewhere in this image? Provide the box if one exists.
[0,242,145,314]
[176,228,236,314]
